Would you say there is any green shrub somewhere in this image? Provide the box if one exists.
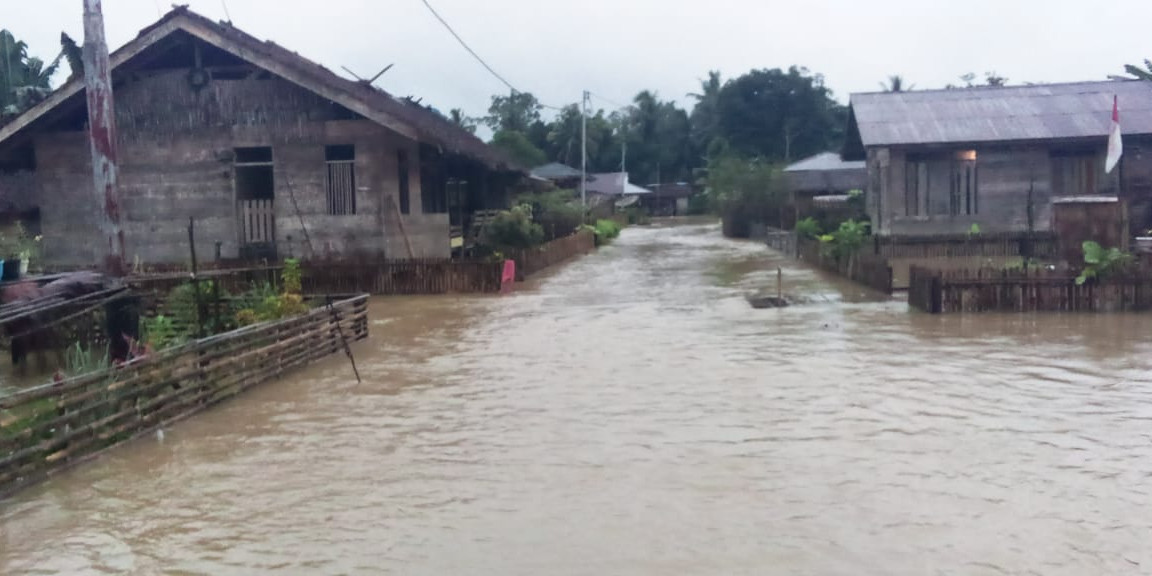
[482,205,544,250]
[795,217,821,239]
[140,315,183,351]
[819,219,870,261]
[1076,241,1134,285]
[592,219,622,245]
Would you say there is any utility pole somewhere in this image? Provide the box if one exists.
[82,0,125,276]
[581,90,588,211]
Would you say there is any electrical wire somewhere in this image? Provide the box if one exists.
[416,0,568,111]
[588,91,630,110]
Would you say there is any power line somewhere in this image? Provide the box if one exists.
[418,0,516,93]
[589,91,630,110]
[416,0,566,111]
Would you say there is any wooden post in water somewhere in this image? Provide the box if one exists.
[777,267,783,300]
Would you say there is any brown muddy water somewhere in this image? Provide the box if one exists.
[3,220,1152,575]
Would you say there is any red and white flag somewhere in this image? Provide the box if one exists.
[1106,95,1123,174]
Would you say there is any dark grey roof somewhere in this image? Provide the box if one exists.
[848,80,1152,149]
[785,152,865,172]
[531,162,583,180]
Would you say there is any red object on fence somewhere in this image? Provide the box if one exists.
[501,260,516,292]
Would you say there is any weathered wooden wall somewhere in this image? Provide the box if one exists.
[0,294,369,498]
[30,71,447,267]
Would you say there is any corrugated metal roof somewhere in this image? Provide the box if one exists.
[849,81,1152,148]
[531,162,583,180]
[784,152,865,172]
[585,172,651,196]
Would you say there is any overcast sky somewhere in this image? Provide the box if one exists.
[6,0,1152,121]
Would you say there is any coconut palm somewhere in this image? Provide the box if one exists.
[879,75,914,92]
[1124,60,1152,81]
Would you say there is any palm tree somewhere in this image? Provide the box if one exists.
[1124,60,1152,81]
[0,29,70,115]
[879,75,914,92]
[448,108,477,134]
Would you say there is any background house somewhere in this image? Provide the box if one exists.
[584,172,650,215]
[642,182,696,217]
[784,152,866,229]
[843,81,1152,237]
[0,7,521,267]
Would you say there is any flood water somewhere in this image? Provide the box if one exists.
[3,221,1152,575]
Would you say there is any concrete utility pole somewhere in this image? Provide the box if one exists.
[82,0,125,276]
[581,90,589,210]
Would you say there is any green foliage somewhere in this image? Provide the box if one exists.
[624,206,650,225]
[1076,241,1134,285]
[485,92,542,133]
[519,189,584,241]
[140,315,183,351]
[482,204,545,250]
[0,220,41,260]
[715,66,847,161]
[968,223,982,236]
[491,130,547,168]
[593,219,622,244]
[795,217,822,239]
[282,258,302,295]
[64,342,109,376]
[703,155,787,237]
[1125,59,1152,81]
[819,219,870,261]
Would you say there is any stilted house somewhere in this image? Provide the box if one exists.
[642,182,697,217]
[0,6,523,268]
[843,81,1152,237]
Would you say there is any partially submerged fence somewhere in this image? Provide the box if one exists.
[874,232,1057,260]
[508,230,595,280]
[908,266,1152,313]
[765,229,797,257]
[0,294,368,498]
[797,237,893,294]
[303,260,507,295]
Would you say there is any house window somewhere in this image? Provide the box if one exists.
[234,147,275,246]
[949,151,978,216]
[905,161,928,216]
[397,149,411,215]
[325,145,356,215]
[1052,152,1098,196]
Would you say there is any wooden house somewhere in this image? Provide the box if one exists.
[0,6,523,268]
[843,81,1152,237]
[784,152,866,228]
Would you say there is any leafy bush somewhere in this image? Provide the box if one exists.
[795,217,821,239]
[1076,241,1134,285]
[702,155,787,237]
[819,219,870,261]
[526,190,585,241]
[593,219,622,245]
[482,205,544,250]
[140,315,183,351]
[64,342,109,376]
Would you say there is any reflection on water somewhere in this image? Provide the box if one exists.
[3,221,1152,575]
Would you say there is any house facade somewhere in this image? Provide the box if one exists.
[843,81,1152,237]
[0,7,521,268]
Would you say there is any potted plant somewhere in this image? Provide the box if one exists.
[0,222,41,280]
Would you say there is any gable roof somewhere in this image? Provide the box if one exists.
[586,172,651,196]
[844,80,1152,159]
[784,152,865,173]
[530,162,583,180]
[0,6,519,171]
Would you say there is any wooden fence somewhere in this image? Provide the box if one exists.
[765,229,797,257]
[873,232,1057,260]
[0,294,368,498]
[908,266,1152,313]
[303,260,506,295]
[797,237,893,294]
[507,230,595,280]
[239,199,275,244]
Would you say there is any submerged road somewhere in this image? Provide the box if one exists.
[3,221,1152,575]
